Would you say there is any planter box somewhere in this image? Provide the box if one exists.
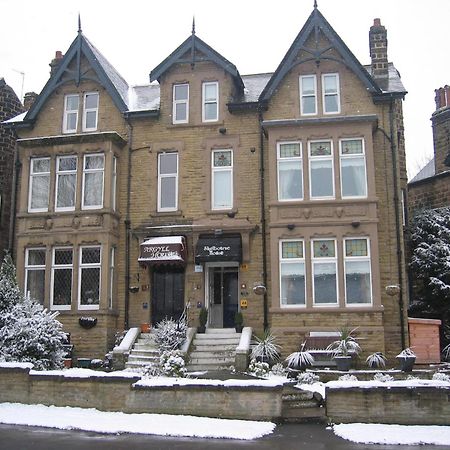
[408,318,441,364]
[77,358,91,369]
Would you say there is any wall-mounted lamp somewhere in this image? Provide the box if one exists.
[219,127,227,134]
[287,224,296,230]
[227,211,236,218]
[250,147,256,153]
[129,286,139,294]
[351,221,360,228]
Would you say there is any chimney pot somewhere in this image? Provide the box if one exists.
[50,50,64,76]
[373,18,381,27]
[23,92,38,111]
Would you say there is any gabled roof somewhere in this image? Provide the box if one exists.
[260,7,382,102]
[25,30,129,124]
[150,33,244,91]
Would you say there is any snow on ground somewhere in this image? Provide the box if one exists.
[29,368,140,378]
[327,379,450,389]
[0,403,276,440]
[332,423,450,446]
[135,376,283,388]
[297,382,326,398]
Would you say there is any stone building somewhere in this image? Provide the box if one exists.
[0,78,23,260]
[408,85,450,211]
[6,6,409,360]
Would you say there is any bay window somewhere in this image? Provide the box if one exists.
[212,149,233,210]
[25,248,46,304]
[109,247,115,309]
[344,238,372,305]
[29,157,50,212]
[82,154,104,209]
[280,240,305,306]
[340,138,367,198]
[51,247,73,310]
[79,246,101,310]
[173,84,189,124]
[202,81,219,122]
[157,152,178,212]
[277,142,303,201]
[312,239,338,305]
[309,141,334,199]
[55,155,77,211]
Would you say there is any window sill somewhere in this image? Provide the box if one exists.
[149,210,183,218]
[270,305,384,313]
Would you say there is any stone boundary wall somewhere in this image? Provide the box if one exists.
[0,366,282,421]
[326,385,450,425]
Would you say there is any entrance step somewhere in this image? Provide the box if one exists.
[187,328,241,372]
[281,385,326,422]
[125,330,159,371]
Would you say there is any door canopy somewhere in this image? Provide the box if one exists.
[139,236,186,266]
[195,235,242,264]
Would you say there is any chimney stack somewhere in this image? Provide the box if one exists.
[434,85,450,110]
[431,85,450,173]
[49,51,64,76]
[369,18,388,78]
[23,92,38,111]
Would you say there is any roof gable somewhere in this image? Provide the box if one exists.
[150,33,244,91]
[260,7,381,102]
[25,31,129,123]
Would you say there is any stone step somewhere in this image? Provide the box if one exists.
[189,356,235,365]
[125,361,154,369]
[192,337,240,346]
[187,363,234,371]
[130,349,159,356]
[189,351,234,359]
[193,344,238,352]
[281,405,326,421]
[203,328,238,334]
[134,343,158,350]
[195,332,240,339]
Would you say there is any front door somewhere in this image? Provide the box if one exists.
[151,267,185,325]
[208,266,238,328]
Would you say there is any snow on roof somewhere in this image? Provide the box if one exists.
[128,83,160,111]
[2,111,27,124]
[142,236,184,245]
[242,73,272,103]
[409,158,435,183]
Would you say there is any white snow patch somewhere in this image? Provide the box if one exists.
[333,423,450,445]
[135,376,283,388]
[297,382,326,398]
[0,362,34,370]
[0,403,275,440]
[326,379,450,389]
[29,368,141,378]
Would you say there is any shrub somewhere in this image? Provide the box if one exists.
[154,311,187,353]
[366,352,387,368]
[373,372,394,382]
[338,374,358,382]
[248,358,270,377]
[159,350,187,377]
[251,330,280,363]
[270,362,287,376]
[432,372,450,382]
[297,372,319,385]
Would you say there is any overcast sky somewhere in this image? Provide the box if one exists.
[1,0,449,179]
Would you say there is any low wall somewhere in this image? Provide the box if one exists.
[326,384,450,425]
[0,366,282,421]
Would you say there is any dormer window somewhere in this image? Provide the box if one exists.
[173,84,189,124]
[322,73,340,114]
[63,95,79,133]
[299,75,317,115]
[202,81,218,122]
[82,92,99,131]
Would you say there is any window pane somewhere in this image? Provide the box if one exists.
[84,172,103,206]
[313,240,335,258]
[310,160,333,197]
[310,142,331,156]
[66,113,77,131]
[279,161,302,200]
[302,76,315,94]
[175,103,187,121]
[28,249,46,265]
[53,268,72,305]
[204,103,217,121]
[282,241,303,259]
[213,170,232,208]
[302,97,316,114]
[26,270,45,304]
[82,247,101,264]
[160,177,176,209]
[174,85,188,101]
[342,157,366,197]
[55,249,72,265]
[57,174,76,208]
[160,153,177,174]
[85,93,98,109]
[324,75,337,93]
[314,262,337,303]
[58,157,76,171]
[204,83,217,100]
[325,95,339,113]
[341,139,363,155]
[66,95,79,110]
[279,143,301,158]
[85,155,104,170]
[32,159,50,173]
[85,110,97,129]
[30,175,50,209]
[346,261,371,304]
[213,151,232,167]
[281,263,305,305]
[345,239,368,257]
[80,268,100,306]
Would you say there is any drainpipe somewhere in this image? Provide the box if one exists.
[8,139,20,256]
[124,118,133,330]
[258,109,269,331]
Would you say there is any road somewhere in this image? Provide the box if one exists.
[0,423,438,450]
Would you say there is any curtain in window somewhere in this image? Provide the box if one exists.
[341,157,366,197]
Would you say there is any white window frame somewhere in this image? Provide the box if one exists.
[308,140,335,200]
[112,156,117,211]
[82,153,105,210]
[55,155,77,212]
[109,247,115,309]
[50,247,73,311]
[344,238,372,306]
[82,92,99,132]
[62,94,79,134]
[279,239,306,308]
[172,83,189,124]
[24,247,46,304]
[211,149,233,210]
[299,75,317,116]
[28,157,50,213]
[78,245,102,311]
[277,141,303,201]
[202,81,219,122]
[322,73,340,114]
[312,239,338,306]
[339,138,367,199]
[157,152,178,212]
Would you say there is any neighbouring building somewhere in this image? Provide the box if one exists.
[5,6,409,360]
[0,78,23,260]
[408,85,450,211]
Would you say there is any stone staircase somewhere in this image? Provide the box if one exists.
[125,332,159,371]
[281,385,326,422]
[187,328,241,371]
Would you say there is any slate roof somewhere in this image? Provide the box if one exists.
[409,158,435,183]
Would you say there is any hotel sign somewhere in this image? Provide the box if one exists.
[195,236,241,263]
